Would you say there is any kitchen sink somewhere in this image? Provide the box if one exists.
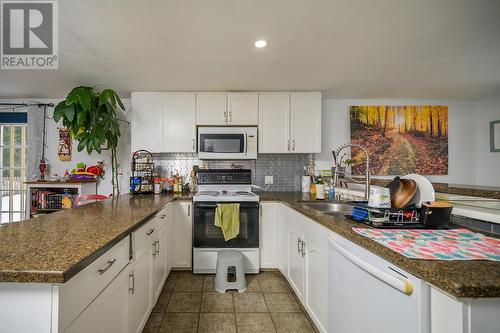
[303,202,353,214]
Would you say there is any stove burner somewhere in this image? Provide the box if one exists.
[233,191,254,196]
[198,191,219,196]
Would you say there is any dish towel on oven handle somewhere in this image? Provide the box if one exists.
[215,203,240,241]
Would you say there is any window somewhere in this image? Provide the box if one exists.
[0,112,27,224]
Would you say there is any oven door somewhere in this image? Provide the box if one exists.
[198,129,247,159]
[193,202,259,248]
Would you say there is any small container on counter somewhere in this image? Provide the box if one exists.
[302,176,311,193]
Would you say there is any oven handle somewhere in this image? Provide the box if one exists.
[194,202,259,209]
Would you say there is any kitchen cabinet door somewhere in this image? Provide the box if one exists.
[290,92,322,153]
[277,205,288,276]
[165,204,174,275]
[153,216,168,301]
[131,92,164,152]
[304,235,328,333]
[260,203,279,268]
[258,93,290,153]
[287,223,305,300]
[227,92,258,125]
[172,202,192,268]
[162,93,196,152]
[127,250,152,333]
[66,266,129,333]
[196,92,227,125]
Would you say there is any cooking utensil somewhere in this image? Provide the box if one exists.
[420,201,453,228]
[401,174,435,207]
[386,177,418,208]
[332,150,337,167]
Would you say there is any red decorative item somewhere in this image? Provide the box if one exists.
[39,159,47,180]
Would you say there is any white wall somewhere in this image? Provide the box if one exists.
[317,98,478,185]
[475,93,500,187]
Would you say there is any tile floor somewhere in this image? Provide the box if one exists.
[142,270,318,333]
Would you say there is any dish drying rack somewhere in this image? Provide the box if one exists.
[348,203,421,228]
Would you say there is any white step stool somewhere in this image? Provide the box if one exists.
[215,250,246,293]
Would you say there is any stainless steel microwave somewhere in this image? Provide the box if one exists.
[197,127,257,160]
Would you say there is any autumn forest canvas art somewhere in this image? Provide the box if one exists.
[350,106,448,176]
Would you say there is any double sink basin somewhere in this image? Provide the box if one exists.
[301,201,354,216]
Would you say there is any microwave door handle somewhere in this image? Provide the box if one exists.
[244,132,248,155]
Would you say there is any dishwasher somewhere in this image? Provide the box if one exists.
[328,235,430,333]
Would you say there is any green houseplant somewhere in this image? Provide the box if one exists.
[53,86,125,196]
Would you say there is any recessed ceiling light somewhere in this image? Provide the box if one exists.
[254,40,268,48]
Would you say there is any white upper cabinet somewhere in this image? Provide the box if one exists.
[258,93,290,153]
[196,92,259,125]
[131,92,164,152]
[290,92,322,153]
[195,92,227,125]
[258,91,321,153]
[131,92,196,153]
[227,93,258,125]
[163,93,196,152]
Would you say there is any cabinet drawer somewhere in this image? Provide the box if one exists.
[58,237,129,331]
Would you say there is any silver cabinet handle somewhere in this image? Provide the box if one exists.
[287,140,291,151]
[146,228,155,236]
[192,139,195,151]
[224,111,228,123]
[156,239,160,254]
[188,204,191,217]
[229,111,232,123]
[98,258,117,275]
[152,240,158,256]
[292,140,295,151]
[160,214,167,219]
[129,271,135,294]
[297,238,301,254]
[301,240,305,257]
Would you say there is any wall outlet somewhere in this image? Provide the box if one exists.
[265,176,274,185]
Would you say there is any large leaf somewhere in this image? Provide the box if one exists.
[64,104,76,122]
[53,101,68,122]
[99,89,116,108]
[77,137,87,152]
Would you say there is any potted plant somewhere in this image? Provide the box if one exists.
[53,86,125,196]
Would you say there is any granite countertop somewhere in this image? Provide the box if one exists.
[258,192,500,298]
[0,193,192,284]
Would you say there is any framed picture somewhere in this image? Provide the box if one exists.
[491,120,500,152]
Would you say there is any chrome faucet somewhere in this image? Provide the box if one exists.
[333,143,371,200]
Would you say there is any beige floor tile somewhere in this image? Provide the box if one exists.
[203,276,215,292]
[159,312,199,332]
[235,313,276,333]
[271,313,315,333]
[142,312,163,333]
[233,292,268,312]
[257,270,283,278]
[198,313,236,333]
[152,291,172,313]
[264,292,302,313]
[163,277,176,293]
[173,276,204,292]
[258,277,290,292]
[166,292,202,312]
[201,292,234,312]
[245,275,261,292]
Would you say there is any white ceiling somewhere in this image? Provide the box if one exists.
[1,0,500,99]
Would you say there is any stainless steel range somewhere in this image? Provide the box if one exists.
[193,169,260,274]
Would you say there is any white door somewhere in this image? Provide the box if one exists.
[304,236,328,333]
[258,93,290,153]
[162,93,196,152]
[172,202,192,268]
[227,93,258,125]
[131,92,164,152]
[127,254,152,333]
[290,92,322,153]
[287,224,305,300]
[153,218,168,301]
[66,267,129,333]
[260,203,279,268]
[196,92,227,125]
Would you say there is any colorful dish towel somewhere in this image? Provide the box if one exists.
[215,203,240,241]
[352,228,500,261]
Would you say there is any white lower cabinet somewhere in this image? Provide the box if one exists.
[262,203,328,332]
[172,201,192,268]
[66,265,129,333]
[260,203,279,268]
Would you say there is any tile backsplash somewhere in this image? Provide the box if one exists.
[152,153,311,191]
